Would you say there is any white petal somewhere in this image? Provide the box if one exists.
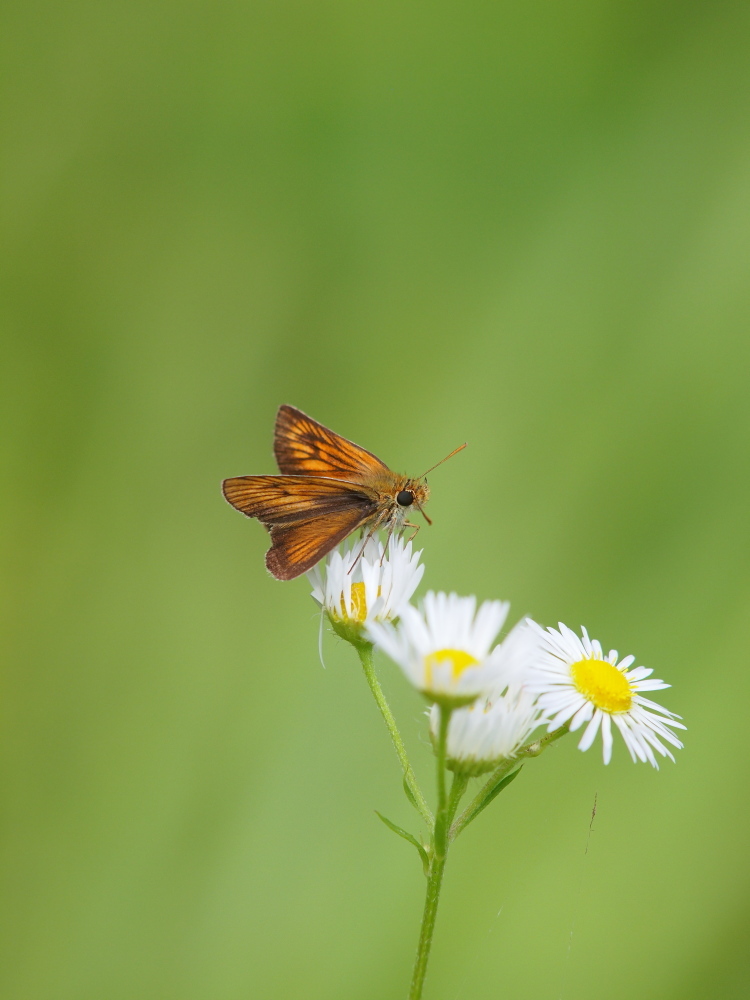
[577,710,602,752]
[569,700,594,732]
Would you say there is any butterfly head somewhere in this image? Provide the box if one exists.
[389,477,432,527]
[395,480,431,509]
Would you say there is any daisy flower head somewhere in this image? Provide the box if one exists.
[308,535,424,646]
[525,621,685,768]
[430,682,544,776]
[366,591,513,708]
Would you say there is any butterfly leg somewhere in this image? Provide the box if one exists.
[401,521,422,544]
[348,511,390,575]
[380,519,398,566]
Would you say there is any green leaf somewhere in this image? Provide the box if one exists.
[375,811,429,873]
[402,776,419,812]
[460,767,523,832]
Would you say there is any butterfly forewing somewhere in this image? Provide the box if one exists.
[222,475,377,524]
[274,404,388,481]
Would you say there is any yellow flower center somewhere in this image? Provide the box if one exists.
[570,658,632,713]
[424,648,480,684]
[337,582,378,623]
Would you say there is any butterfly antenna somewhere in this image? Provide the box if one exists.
[417,442,467,479]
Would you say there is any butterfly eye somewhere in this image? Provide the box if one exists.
[396,490,414,507]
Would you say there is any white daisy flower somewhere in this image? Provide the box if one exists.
[366,591,514,707]
[430,684,544,776]
[525,621,685,768]
[308,536,424,644]
[428,621,546,773]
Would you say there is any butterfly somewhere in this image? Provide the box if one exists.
[222,405,465,580]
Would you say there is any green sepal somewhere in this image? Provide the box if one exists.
[328,612,368,648]
[457,766,523,833]
[375,811,429,874]
[427,691,479,711]
[446,756,499,778]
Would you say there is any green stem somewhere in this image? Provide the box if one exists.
[409,852,446,1000]
[408,716,469,1000]
[518,722,571,758]
[357,643,433,826]
[432,706,452,858]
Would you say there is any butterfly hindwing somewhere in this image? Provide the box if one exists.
[274,404,389,481]
[222,474,379,579]
[265,505,375,580]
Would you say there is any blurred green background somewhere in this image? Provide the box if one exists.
[2,2,749,998]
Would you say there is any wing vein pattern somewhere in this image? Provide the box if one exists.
[274,404,388,480]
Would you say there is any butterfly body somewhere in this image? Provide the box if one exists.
[222,405,433,580]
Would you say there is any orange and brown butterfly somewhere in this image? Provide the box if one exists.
[222,405,465,581]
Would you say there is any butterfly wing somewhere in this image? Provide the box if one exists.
[274,405,390,481]
[222,475,377,523]
[265,507,374,580]
[222,475,377,579]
